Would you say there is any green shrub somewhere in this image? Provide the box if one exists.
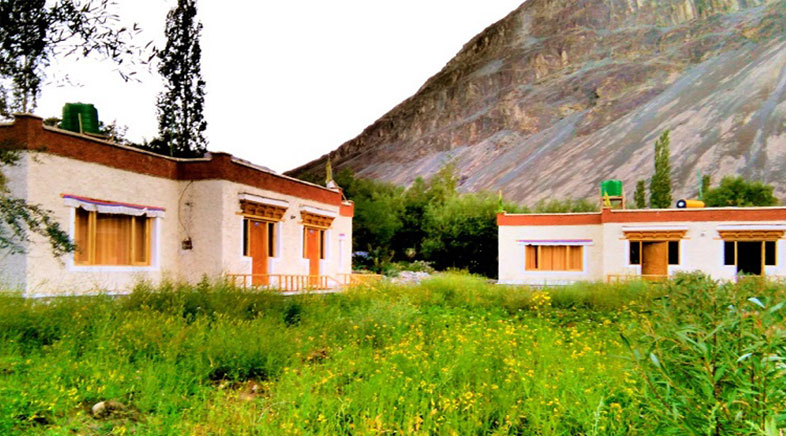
[624,272,786,435]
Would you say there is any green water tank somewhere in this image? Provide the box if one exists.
[601,179,623,197]
[60,103,100,134]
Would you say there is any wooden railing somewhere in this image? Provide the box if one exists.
[225,273,385,292]
[226,274,340,292]
[606,274,669,283]
[337,273,384,287]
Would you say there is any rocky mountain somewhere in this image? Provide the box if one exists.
[288,0,786,204]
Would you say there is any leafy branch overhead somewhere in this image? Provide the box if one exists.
[0,147,73,256]
[0,0,151,117]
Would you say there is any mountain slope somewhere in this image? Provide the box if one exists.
[288,0,786,204]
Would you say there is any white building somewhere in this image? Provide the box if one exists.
[0,114,354,296]
[498,207,786,285]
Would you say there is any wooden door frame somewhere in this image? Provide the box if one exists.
[303,226,322,285]
[248,219,270,286]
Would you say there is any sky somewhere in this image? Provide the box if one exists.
[37,1,524,173]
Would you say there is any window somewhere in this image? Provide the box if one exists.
[765,241,776,266]
[525,245,582,271]
[724,241,736,266]
[243,218,249,256]
[74,208,152,266]
[668,241,680,265]
[268,222,276,257]
[629,241,641,265]
[319,229,326,260]
[724,240,777,267]
[628,241,679,265]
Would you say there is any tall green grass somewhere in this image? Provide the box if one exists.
[0,273,782,435]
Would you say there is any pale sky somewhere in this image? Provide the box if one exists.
[37,1,524,173]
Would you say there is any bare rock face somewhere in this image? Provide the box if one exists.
[288,0,786,204]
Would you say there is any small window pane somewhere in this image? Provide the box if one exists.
[74,209,91,264]
[302,228,308,258]
[526,245,538,270]
[724,241,736,266]
[765,241,776,266]
[242,219,249,256]
[132,217,148,264]
[319,230,326,259]
[569,246,583,270]
[267,222,275,257]
[629,241,640,265]
[668,241,679,265]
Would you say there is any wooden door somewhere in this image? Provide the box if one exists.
[305,227,321,286]
[249,220,268,286]
[641,241,668,279]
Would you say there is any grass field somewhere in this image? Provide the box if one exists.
[1,273,783,435]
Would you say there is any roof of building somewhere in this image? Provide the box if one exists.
[498,206,786,226]
[0,114,353,213]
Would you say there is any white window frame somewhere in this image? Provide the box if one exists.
[516,239,592,276]
[66,206,162,272]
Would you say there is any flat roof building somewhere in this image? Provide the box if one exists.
[0,114,354,296]
[498,207,786,285]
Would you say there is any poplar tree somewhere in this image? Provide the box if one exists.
[634,180,647,208]
[649,131,672,209]
[156,0,207,158]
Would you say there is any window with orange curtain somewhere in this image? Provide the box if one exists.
[73,209,151,266]
[525,245,583,271]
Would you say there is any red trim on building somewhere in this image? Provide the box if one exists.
[497,212,602,226]
[602,208,786,223]
[498,207,786,226]
[340,202,355,217]
[1,114,343,206]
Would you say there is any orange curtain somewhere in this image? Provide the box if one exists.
[526,246,538,270]
[545,246,567,270]
[569,246,583,270]
[132,217,149,264]
[95,214,131,265]
[74,208,91,264]
[526,245,583,271]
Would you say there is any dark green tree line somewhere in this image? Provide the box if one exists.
[325,166,591,278]
[704,176,778,207]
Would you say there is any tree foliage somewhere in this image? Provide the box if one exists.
[155,0,207,158]
[703,176,779,207]
[0,0,145,116]
[634,179,647,209]
[421,193,501,278]
[335,170,403,265]
[0,147,74,256]
[700,174,711,201]
[649,130,673,209]
[332,165,585,278]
